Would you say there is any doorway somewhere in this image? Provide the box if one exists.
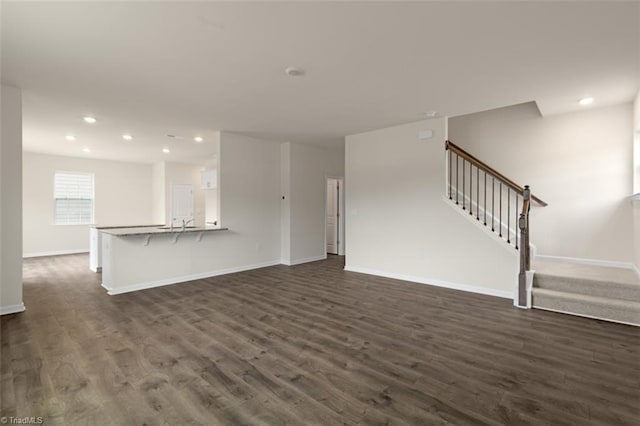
[326,177,344,255]
[170,184,194,227]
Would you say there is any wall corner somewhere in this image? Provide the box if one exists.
[1,85,24,314]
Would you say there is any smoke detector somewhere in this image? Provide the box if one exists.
[285,67,305,77]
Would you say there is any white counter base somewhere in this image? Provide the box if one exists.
[102,259,280,295]
[101,229,280,295]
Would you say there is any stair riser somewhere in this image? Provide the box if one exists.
[532,293,640,326]
[533,305,640,327]
[534,275,640,302]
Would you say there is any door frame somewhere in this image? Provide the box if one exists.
[324,176,345,256]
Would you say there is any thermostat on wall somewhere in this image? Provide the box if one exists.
[419,130,433,140]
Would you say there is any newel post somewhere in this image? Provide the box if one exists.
[517,185,531,308]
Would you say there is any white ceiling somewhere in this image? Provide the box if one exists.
[2,1,638,163]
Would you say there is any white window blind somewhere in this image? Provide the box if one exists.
[54,172,94,225]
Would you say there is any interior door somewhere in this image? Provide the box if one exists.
[326,179,338,254]
[170,184,194,227]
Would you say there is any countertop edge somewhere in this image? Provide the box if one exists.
[101,227,229,237]
[92,224,165,230]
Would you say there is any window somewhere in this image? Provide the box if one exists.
[54,172,94,225]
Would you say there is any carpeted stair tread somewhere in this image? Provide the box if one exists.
[532,260,639,285]
[533,273,640,302]
[532,288,640,326]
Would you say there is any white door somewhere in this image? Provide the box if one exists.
[171,184,194,227]
[326,179,339,254]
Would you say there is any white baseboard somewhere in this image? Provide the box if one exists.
[533,305,639,327]
[0,303,25,316]
[344,265,512,299]
[535,254,635,270]
[23,249,88,258]
[282,255,327,266]
[104,260,281,295]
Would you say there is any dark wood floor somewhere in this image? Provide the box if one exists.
[1,255,639,425]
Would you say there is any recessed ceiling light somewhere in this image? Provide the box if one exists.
[83,116,97,124]
[65,135,76,141]
[82,147,91,153]
[579,97,594,105]
[162,148,170,154]
[285,66,305,77]
[424,111,438,118]
[122,134,133,140]
[194,136,204,143]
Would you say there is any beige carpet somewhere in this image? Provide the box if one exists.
[532,259,640,326]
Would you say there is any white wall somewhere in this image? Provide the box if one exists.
[634,196,640,274]
[218,132,282,266]
[449,102,634,264]
[204,188,218,224]
[23,152,154,256]
[635,88,640,193]
[280,143,291,262]
[634,89,640,134]
[282,142,345,264]
[1,85,24,314]
[203,133,220,226]
[633,90,640,273]
[151,162,165,225]
[345,119,518,298]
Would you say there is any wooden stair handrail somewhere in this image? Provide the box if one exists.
[445,140,547,207]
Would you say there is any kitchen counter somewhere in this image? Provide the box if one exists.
[100,226,228,237]
[92,224,164,230]
[90,226,160,272]
[100,225,241,295]
[90,224,225,272]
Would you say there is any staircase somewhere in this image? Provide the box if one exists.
[445,140,639,326]
[445,140,546,308]
[532,259,640,326]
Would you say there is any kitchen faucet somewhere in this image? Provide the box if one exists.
[181,218,194,231]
